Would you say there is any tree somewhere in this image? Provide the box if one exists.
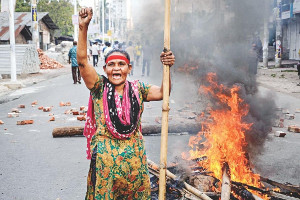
[15,0,74,36]
[15,0,31,12]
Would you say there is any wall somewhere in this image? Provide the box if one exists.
[39,21,51,50]
[15,34,27,44]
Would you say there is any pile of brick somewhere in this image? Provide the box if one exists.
[37,49,64,69]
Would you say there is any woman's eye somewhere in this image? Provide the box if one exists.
[119,62,126,66]
[108,63,114,67]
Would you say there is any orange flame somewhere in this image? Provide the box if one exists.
[183,72,264,192]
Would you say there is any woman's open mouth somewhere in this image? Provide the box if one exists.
[112,73,122,80]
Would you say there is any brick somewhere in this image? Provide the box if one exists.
[0,120,4,124]
[278,122,284,128]
[288,125,300,133]
[59,102,65,107]
[24,120,34,124]
[49,117,55,121]
[275,131,286,137]
[11,108,20,113]
[17,121,26,125]
[72,111,79,115]
[18,104,25,108]
[80,106,86,111]
[7,113,19,118]
[64,110,71,114]
[38,106,44,110]
[43,107,51,112]
[77,115,86,121]
[285,114,295,120]
[65,102,71,106]
[31,100,38,105]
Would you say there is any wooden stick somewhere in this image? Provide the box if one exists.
[159,0,171,199]
[148,160,213,200]
[221,163,231,200]
[269,191,300,200]
[260,176,300,194]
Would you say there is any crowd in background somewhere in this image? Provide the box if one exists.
[87,40,152,77]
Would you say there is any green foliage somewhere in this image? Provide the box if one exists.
[15,0,74,36]
[271,74,276,77]
[38,0,74,36]
[15,0,31,12]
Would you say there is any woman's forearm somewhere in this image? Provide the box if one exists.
[77,23,97,89]
[77,25,88,68]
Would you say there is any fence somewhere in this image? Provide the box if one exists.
[0,44,40,75]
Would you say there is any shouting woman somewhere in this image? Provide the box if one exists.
[77,7,175,200]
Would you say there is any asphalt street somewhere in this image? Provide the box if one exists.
[0,65,300,199]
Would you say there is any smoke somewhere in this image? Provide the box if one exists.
[131,0,276,155]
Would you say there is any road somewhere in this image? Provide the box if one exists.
[0,66,300,199]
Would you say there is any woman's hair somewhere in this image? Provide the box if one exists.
[104,49,131,63]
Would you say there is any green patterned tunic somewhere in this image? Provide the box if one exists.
[85,74,152,200]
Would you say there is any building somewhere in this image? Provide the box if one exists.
[0,12,59,50]
[276,0,300,60]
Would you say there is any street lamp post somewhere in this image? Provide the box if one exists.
[275,0,282,68]
[31,0,39,49]
[9,0,17,82]
[102,0,105,44]
[74,0,78,41]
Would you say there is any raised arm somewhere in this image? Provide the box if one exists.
[77,7,98,89]
[146,51,175,101]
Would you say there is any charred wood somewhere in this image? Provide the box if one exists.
[260,176,300,196]
[269,191,300,200]
[147,159,213,200]
[52,123,202,137]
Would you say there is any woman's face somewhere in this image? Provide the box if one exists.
[103,52,132,86]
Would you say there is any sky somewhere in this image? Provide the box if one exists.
[78,0,93,7]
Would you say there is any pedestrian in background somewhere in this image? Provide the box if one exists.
[77,7,175,199]
[297,61,300,86]
[142,40,152,77]
[126,41,136,75]
[135,41,142,66]
[99,43,105,60]
[92,42,99,67]
[68,41,81,84]
[103,42,113,57]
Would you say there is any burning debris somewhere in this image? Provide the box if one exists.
[147,73,300,200]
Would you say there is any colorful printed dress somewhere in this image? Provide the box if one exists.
[85,74,152,200]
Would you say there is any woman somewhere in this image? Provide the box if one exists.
[77,8,175,200]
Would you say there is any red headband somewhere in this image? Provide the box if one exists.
[106,55,130,64]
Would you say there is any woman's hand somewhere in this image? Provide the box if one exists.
[160,51,175,67]
[79,7,93,28]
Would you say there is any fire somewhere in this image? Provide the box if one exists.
[183,73,264,191]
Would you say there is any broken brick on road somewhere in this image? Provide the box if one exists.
[17,120,34,125]
[18,105,25,108]
[7,113,19,118]
[43,107,52,112]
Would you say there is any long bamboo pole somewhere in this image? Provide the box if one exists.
[158,0,171,199]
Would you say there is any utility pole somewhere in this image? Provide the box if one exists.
[102,0,105,44]
[275,0,282,68]
[9,0,17,82]
[74,0,78,41]
[108,2,111,43]
[263,0,270,68]
[31,0,39,49]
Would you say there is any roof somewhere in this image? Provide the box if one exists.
[0,12,59,41]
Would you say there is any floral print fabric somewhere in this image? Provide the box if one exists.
[85,74,152,200]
